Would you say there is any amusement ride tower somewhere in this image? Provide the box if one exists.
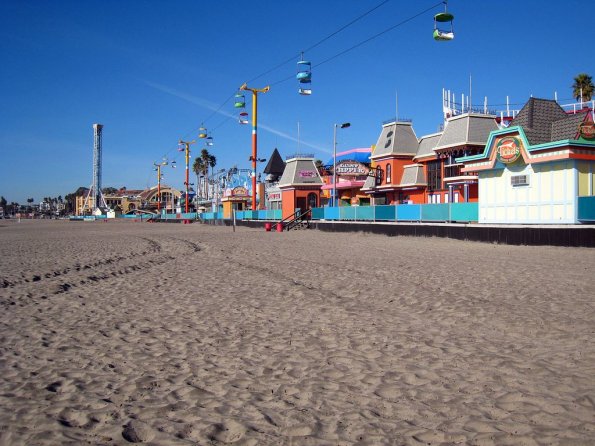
[82,123,108,214]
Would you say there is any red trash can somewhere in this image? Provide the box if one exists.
[276,223,283,232]
[264,223,272,232]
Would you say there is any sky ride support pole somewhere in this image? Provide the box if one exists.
[153,160,168,213]
[179,140,196,214]
[156,164,162,212]
[240,83,269,211]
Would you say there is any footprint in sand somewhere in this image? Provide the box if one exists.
[210,419,246,444]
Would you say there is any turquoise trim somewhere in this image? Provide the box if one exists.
[457,126,595,165]
[456,126,528,163]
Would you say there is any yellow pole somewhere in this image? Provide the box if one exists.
[179,140,195,213]
[240,83,269,211]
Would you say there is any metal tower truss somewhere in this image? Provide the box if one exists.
[81,124,108,214]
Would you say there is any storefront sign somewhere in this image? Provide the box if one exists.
[267,192,281,200]
[299,170,316,178]
[335,161,369,176]
[579,122,595,140]
[232,186,248,196]
[496,137,522,164]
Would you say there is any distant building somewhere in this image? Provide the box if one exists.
[75,186,181,215]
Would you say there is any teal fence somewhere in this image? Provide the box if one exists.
[578,196,595,221]
[230,203,478,223]
[106,203,478,224]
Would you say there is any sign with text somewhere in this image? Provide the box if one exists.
[335,161,369,176]
[579,122,595,140]
[496,137,522,164]
[232,186,248,196]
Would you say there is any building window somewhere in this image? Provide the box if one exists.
[427,160,442,190]
[511,175,529,186]
[386,164,392,184]
[375,167,382,186]
[307,192,318,209]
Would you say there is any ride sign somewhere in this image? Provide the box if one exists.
[496,137,522,164]
[335,161,369,176]
[578,122,595,140]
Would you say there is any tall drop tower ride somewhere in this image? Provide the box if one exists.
[81,123,108,214]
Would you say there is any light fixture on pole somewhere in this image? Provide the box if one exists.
[333,122,351,207]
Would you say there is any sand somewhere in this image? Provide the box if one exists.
[0,219,594,445]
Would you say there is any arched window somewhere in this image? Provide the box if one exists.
[307,192,318,209]
[375,167,382,186]
[386,164,392,184]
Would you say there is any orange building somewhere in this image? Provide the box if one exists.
[277,156,323,219]
[362,114,498,204]
[361,121,420,204]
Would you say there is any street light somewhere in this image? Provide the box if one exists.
[333,122,351,207]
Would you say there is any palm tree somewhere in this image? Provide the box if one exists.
[572,73,594,102]
[192,156,205,200]
[208,153,217,202]
[200,149,212,199]
[314,159,325,175]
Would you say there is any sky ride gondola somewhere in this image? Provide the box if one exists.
[234,93,246,108]
[234,89,249,124]
[198,125,208,138]
[296,53,312,95]
[433,2,454,41]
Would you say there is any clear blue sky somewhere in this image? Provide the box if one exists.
[0,0,590,204]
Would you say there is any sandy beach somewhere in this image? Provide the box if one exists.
[0,219,594,445]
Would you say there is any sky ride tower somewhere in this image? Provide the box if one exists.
[81,123,108,214]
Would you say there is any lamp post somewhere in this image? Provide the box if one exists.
[240,82,270,210]
[179,139,196,213]
[153,160,168,212]
[333,122,351,207]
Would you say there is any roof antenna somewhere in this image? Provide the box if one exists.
[469,74,472,113]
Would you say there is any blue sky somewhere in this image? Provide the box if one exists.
[0,0,590,203]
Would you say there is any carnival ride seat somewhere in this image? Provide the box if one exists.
[433,11,454,41]
[433,29,454,40]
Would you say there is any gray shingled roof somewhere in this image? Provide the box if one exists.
[399,164,426,187]
[278,158,323,187]
[435,113,498,151]
[361,173,376,191]
[509,98,593,145]
[372,122,418,158]
[551,111,589,142]
[414,132,442,160]
[263,148,286,176]
[509,98,567,145]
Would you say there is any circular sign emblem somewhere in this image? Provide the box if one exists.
[496,137,522,164]
[579,122,595,140]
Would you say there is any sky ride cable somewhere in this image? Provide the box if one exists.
[269,0,444,87]
[152,0,437,172]
[151,0,393,166]
[245,0,391,85]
